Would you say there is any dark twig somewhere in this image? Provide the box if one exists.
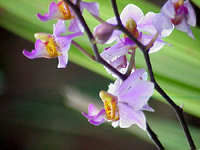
[146,123,165,150]
[110,0,164,149]
[110,0,196,149]
[63,0,125,81]
[142,50,196,150]
[64,0,196,149]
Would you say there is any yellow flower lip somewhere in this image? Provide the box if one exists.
[174,0,184,10]
[34,33,61,58]
[58,1,75,20]
[99,91,119,121]
[45,37,61,58]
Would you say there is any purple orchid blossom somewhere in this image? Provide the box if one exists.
[153,0,196,39]
[37,0,99,33]
[82,69,154,130]
[23,20,83,68]
[96,4,167,51]
[97,4,169,73]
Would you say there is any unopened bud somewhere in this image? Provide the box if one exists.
[94,23,115,44]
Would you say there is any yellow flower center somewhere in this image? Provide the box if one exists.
[124,18,139,39]
[99,91,119,121]
[45,37,61,58]
[174,0,184,10]
[58,1,74,20]
[35,33,61,58]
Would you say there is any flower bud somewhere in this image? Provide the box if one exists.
[93,23,115,44]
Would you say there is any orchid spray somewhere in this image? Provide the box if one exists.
[23,0,197,149]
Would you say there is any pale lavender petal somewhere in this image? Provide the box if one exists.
[184,0,196,27]
[175,18,194,39]
[110,55,127,69]
[153,13,174,36]
[172,0,179,3]
[141,104,154,112]
[82,103,100,119]
[82,105,106,126]
[57,32,83,51]
[68,18,84,33]
[108,79,121,96]
[53,20,66,37]
[120,4,144,25]
[118,79,154,111]
[89,118,105,126]
[118,103,146,130]
[111,121,119,128]
[141,34,169,53]
[23,39,49,59]
[80,1,99,16]
[118,68,145,95]
[138,12,157,35]
[57,53,68,68]
[37,2,64,21]
[101,42,129,61]
[161,0,175,19]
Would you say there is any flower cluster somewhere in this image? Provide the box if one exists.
[23,0,196,133]
[23,0,99,68]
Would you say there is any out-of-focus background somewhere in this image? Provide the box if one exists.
[0,0,200,149]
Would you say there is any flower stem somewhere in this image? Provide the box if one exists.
[142,50,196,150]
[110,0,196,149]
[71,40,96,61]
[110,0,164,149]
[146,123,165,150]
[125,50,136,78]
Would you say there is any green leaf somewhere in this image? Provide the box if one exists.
[1,0,200,117]
[191,0,200,8]
[0,1,200,149]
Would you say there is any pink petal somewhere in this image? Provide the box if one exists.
[37,2,64,21]
[23,40,49,59]
[53,20,66,37]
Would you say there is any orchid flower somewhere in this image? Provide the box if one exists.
[37,0,99,33]
[153,0,196,39]
[82,69,154,130]
[96,4,169,72]
[23,20,83,68]
[95,4,168,51]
